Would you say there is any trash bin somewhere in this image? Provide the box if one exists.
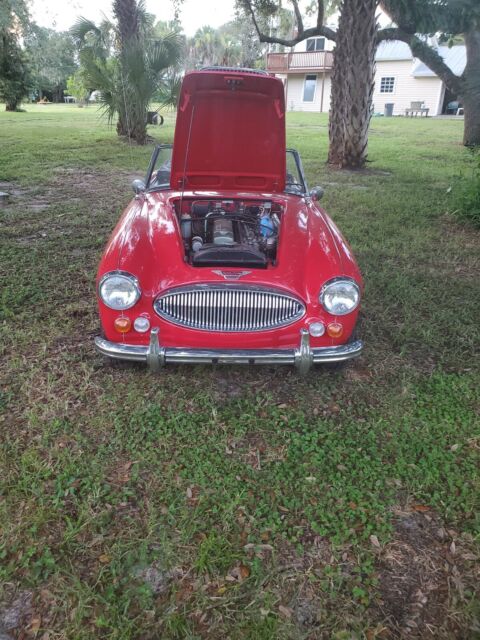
[384,103,394,117]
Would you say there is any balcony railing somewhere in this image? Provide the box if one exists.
[266,51,334,73]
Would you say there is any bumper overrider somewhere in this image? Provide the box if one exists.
[94,328,363,374]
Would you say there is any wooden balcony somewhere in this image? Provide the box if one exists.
[266,51,334,73]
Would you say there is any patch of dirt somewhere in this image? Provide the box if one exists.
[0,591,32,632]
[132,563,183,595]
[375,508,479,638]
[3,168,136,220]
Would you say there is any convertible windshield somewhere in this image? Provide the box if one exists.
[147,146,307,195]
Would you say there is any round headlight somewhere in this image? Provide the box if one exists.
[320,278,360,316]
[99,272,141,310]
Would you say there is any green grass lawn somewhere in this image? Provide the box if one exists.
[0,104,479,639]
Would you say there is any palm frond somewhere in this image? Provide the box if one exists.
[156,72,182,109]
[70,17,102,43]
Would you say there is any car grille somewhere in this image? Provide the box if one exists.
[154,285,305,332]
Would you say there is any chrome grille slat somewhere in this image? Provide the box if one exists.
[154,286,305,332]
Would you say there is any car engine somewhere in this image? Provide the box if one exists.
[175,199,282,268]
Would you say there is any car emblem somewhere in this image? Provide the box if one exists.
[212,270,252,281]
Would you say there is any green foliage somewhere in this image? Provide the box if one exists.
[381,0,480,38]
[452,148,480,227]
[70,4,181,143]
[0,0,29,32]
[0,0,31,111]
[23,26,77,101]
[66,70,89,103]
[0,32,30,110]
[153,70,182,109]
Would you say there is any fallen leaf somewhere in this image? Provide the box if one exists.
[437,527,446,540]
[29,616,42,634]
[450,444,460,452]
[238,564,250,580]
[278,605,293,619]
[186,486,193,499]
[99,554,111,564]
[229,564,250,582]
[450,540,456,555]
[370,534,380,548]
[412,504,430,512]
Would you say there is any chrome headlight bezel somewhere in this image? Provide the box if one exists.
[320,277,360,316]
[98,271,141,310]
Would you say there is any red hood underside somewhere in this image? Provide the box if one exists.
[170,69,286,193]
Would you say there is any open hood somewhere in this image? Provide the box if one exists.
[170,68,286,193]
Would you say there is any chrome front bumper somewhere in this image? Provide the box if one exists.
[94,328,363,374]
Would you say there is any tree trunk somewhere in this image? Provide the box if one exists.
[5,100,19,111]
[463,27,480,146]
[116,108,147,143]
[328,0,378,168]
[113,0,140,49]
[116,114,129,137]
[112,0,147,144]
[131,115,147,145]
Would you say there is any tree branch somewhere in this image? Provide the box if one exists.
[316,1,325,31]
[291,0,304,35]
[377,27,463,95]
[241,0,336,45]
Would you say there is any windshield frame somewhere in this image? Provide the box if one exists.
[146,144,173,192]
[285,148,308,197]
[145,145,309,195]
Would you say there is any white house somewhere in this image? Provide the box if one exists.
[267,37,466,116]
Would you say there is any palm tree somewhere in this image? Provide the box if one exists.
[71,1,181,144]
[327,0,378,167]
[189,26,223,68]
[241,0,378,168]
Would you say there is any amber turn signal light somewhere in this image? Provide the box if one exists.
[327,322,343,338]
[114,317,131,333]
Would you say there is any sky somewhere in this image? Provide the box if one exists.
[30,0,237,35]
[30,0,392,38]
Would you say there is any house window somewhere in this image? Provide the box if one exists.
[303,74,317,102]
[306,37,325,52]
[380,77,395,93]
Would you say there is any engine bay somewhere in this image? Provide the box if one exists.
[173,198,283,268]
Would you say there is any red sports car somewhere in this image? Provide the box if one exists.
[94,67,363,373]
